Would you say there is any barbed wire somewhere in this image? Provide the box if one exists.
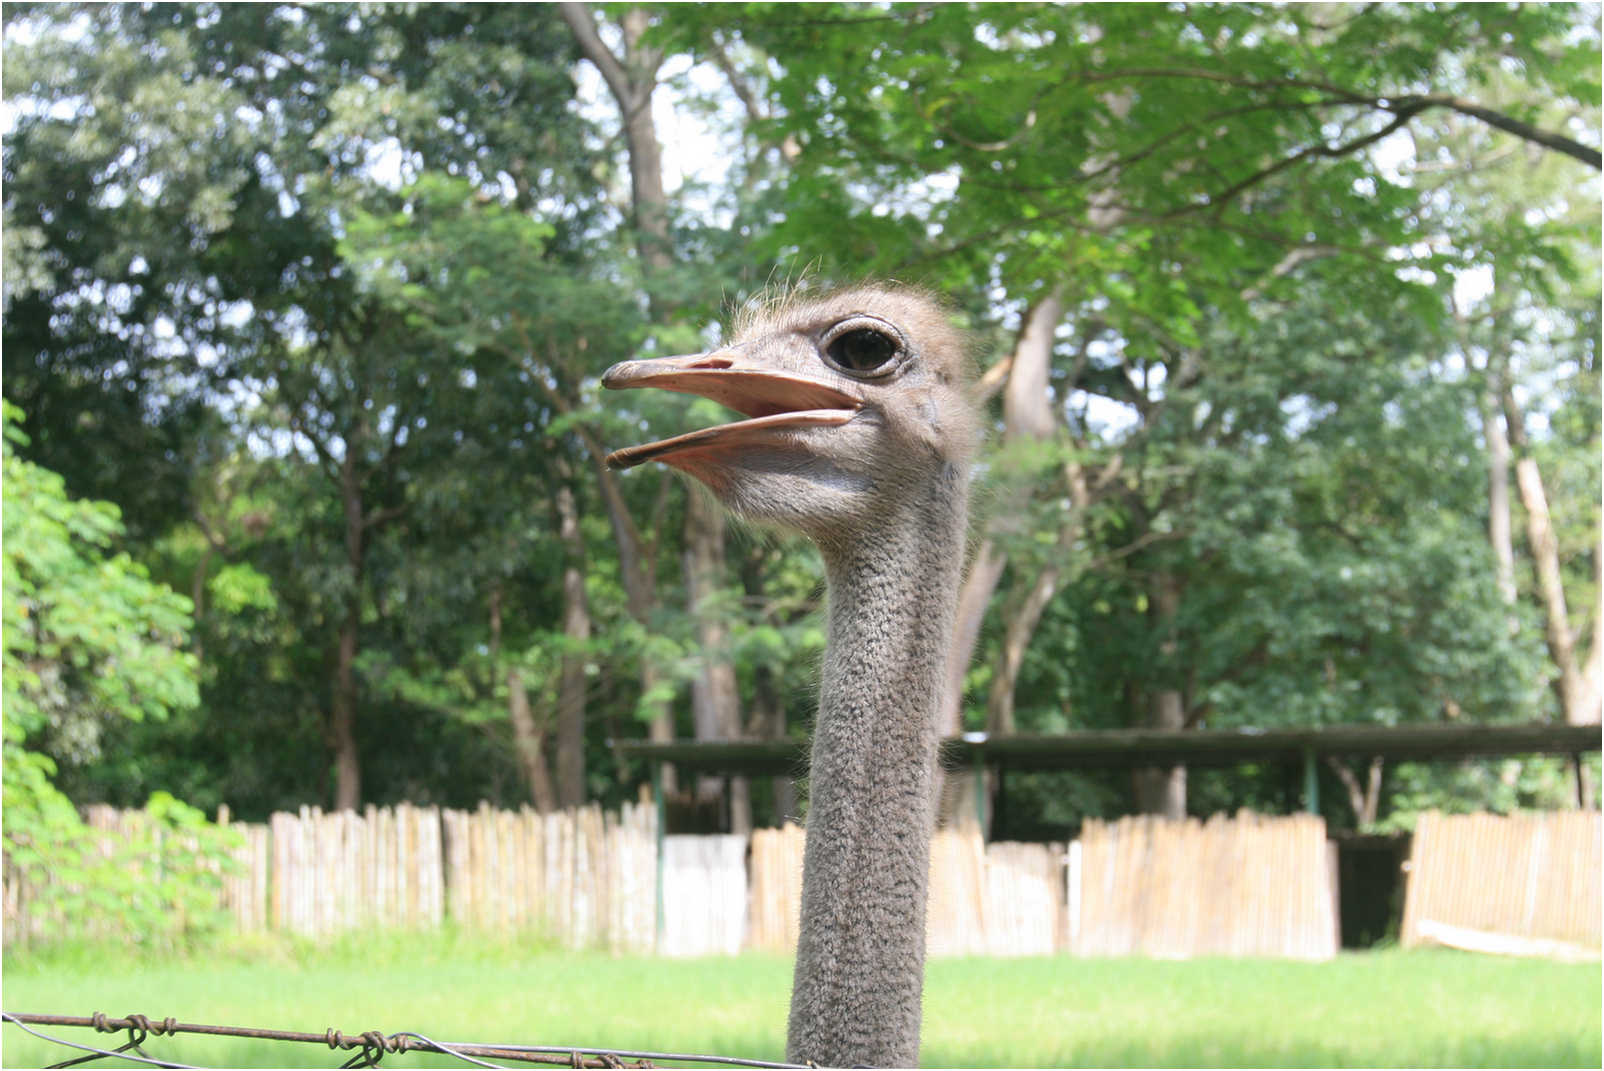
[1,1013,812,1071]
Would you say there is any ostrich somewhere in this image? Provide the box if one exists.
[603,284,976,1068]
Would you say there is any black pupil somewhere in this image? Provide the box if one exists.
[828,328,897,373]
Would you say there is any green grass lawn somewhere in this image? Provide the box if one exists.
[2,932,1598,1068]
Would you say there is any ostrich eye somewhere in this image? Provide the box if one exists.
[826,327,899,375]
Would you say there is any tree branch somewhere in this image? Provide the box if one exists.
[1159,104,1425,222]
[707,32,765,126]
[972,352,1013,405]
[1086,527,1186,572]
[706,32,800,165]
[1240,244,1345,302]
[1408,94,1600,169]
[1079,67,1600,169]
[362,502,408,533]
[287,409,341,485]
[558,3,632,111]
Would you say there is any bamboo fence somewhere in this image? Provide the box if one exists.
[441,801,656,951]
[925,827,991,956]
[241,801,653,948]
[749,822,1066,957]
[1072,811,1339,960]
[11,803,1598,961]
[221,820,271,932]
[1400,809,1601,959]
[268,803,446,935]
[747,823,806,952]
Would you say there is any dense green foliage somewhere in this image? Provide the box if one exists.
[2,3,1598,835]
[3,404,238,950]
[3,940,1599,1067]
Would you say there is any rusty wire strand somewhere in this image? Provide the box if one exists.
[4,1013,809,1070]
[1,1014,198,1069]
[434,1042,806,1069]
[383,1032,503,1070]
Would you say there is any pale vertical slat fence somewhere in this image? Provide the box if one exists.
[926,826,989,956]
[608,804,658,953]
[983,840,1065,955]
[219,821,270,932]
[439,801,655,952]
[751,823,1065,957]
[1073,811,1338,960]
[11,804,1599,961]
[265,804,446,936]
[661,834,748,956]
[927,828,1067,956]
[1400,809,1601,960]
[747,823,805,952]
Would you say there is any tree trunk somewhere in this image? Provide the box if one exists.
[984,454,1101,738]
[330,603,362,812]
[1480,371,1518,607]
[566,6,741,814]
[1134,570,1186,819]
[560,3,671,279]
[941,540,1008,738]
[556,483,591,808]
[940,289,1068,736]
[1132,705,1187,818]
[741,547,797,825]
[936,286,1058,827]
[684,487,749,831]
[618,9,673,278]
[1502,384,1597,727]
[575,425,673,762]
[190,536,215,664]
[752,661,797,823]
[330,454,366,812]
[986,561,1064,735]
[507,668,558,812]
[1327,755,1384,827]
[609,8,753,812]
[1587,543,1604,730]
[935,292,1067,827]
[1502,385,1600,808]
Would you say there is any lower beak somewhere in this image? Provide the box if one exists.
[601,351,862,470]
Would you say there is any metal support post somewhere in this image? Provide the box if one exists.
[1303,746,1320,815]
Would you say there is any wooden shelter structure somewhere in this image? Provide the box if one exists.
[618,721,1602,830]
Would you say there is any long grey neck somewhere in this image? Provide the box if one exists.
[786,466,968,1069]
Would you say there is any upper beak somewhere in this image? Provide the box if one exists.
[601,350,863,470]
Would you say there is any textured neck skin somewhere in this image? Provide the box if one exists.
[786,465,968,1069]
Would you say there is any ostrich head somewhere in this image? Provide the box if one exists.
[603,282,978,1067]
[602,284,976,540]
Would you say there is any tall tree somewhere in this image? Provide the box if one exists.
[563,3,756,827]
[659,1,1597,817]
[4,4,615,810]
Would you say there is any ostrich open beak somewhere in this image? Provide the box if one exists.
[601,352,862,470]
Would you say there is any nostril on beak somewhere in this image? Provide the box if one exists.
[686,356,734,370]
